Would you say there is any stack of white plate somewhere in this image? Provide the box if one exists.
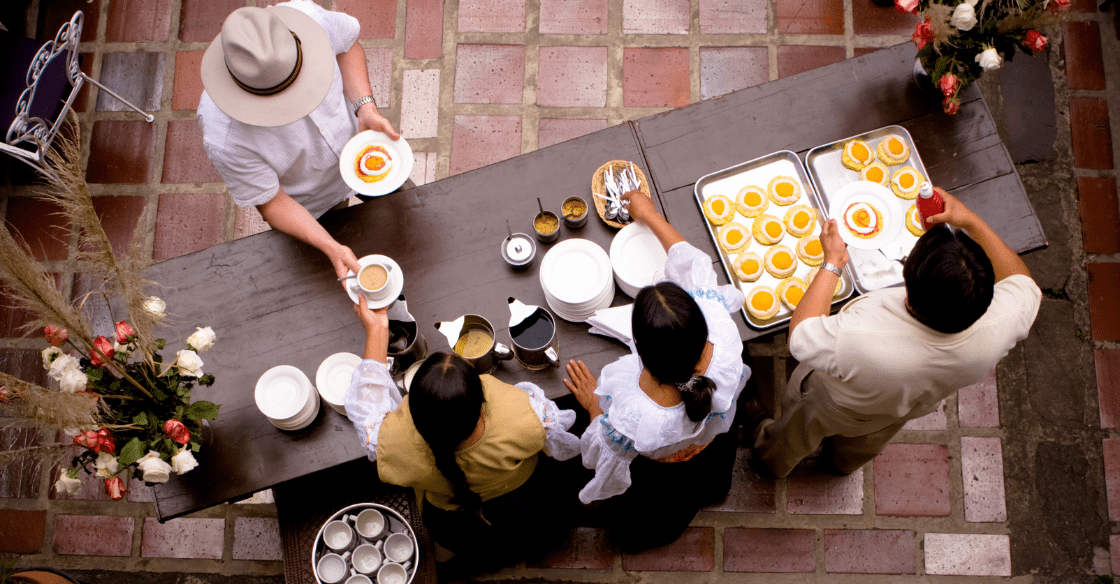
[539,239,615,322]
[609,222,668,297]
[315,353,362,415]
[255,365,320,431]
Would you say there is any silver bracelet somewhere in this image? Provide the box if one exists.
[820,262,844,277]
[352,95,375,117]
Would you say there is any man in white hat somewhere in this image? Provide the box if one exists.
[198,1,399,281]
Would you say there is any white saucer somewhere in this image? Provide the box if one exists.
[339,131,414,197]
[540,239,612,305]
[346,255,404,309]
[255,365,312,421]
[610,223,667,298]
[315,352,362,411]
[828,181,903,250]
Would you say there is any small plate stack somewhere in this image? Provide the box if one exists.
[255,365,320,431]
[609,222,668,297]
[316,353,362,415]
[539,239,615,322]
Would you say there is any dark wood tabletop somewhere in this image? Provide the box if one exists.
[149,122,658,521]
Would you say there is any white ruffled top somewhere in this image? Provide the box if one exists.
[579,242,749,503]
[344,359,581,462]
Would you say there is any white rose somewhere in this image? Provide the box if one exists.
[170,449,199,475]
[144,296,166,317]
[55,472,82,495]
[42,346,61,369]
[975,47,1003,69]
[47,353,79,381]
[175,350,204,378]
[951,2,977,30]
[59,367,88,394]
[136,451,172,484]
[186,327,216,352]
[94,452,120,477]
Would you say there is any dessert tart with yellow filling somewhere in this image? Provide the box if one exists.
[890,166,924,200]
[859,161,890,187]
[842,201,883,240]
[732,252,764,282]
[796,236,824,267]
[876,135,910,165]
[702,194,736,226]
[745,285,780,320]
[783,205,816,238]
[718,222,751,253]
[736,185,769,218]
[767,176,801,206]
[841,139,875,171]
[776,277,808,311]
[808,267,843,296]
[764,245,797,279]
[905,204,926,236]
[752,215,786,245]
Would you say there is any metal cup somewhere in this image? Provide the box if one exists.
[386,320,427,378]
[440,315,512,374]
[507,301,559,370]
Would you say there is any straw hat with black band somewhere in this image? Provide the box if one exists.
[201,6,335,128]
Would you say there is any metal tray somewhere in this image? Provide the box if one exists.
[694,150,854,331]
[805,125,930,294]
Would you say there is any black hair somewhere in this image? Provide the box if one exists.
[903,224,995,334]
[632,282,715,423]
[408,352,484,512]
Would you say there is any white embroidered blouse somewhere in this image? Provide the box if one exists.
[578,242,749,503]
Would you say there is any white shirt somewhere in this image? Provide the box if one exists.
[197,1,360,219]
[790,274,1041,419]
[579,242,749,504]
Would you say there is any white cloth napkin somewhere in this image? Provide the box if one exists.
[586,304,633,345]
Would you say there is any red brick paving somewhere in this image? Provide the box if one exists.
[405,0,445,60]
[704,449,776,512]
[0,348,51,391]
[699,0,768,33]
[142,517,225,559]
[1088,263,1120,341]
[73,52,94,113]
[873,443,952,517]
[0,509,46,553]
[105,0,172,42]
[723,528,815,572]
[365,48,394,109]
[334,0,398,39]
[172,51,206,112]
[37,0,100,43]
[54,514,135,556]
[152,193,228,261]
[623,47,691,108]
[449,115,523,175]
[902,403,946,430]
[540,0,609,34]
[537,47,609,108]
[89,195,148,256]
[958,369,1000,428]
[4,197,71,261]
[924,533,1011,576]
[1105,438,1120,520]
[163,120,222,184]
[1069,97,1114,170]
[699,47,770,100]
[0,427,44,499]
[787,464,864,514]
[960,436,1007,522]
[1098,349,1120,429]
[1064,21,1107,90]
[232,517,283,561]
[178,0,243,43]
[86,120,155,184]
[458,0,527,32]
[778,0,844,34]
[538,119,610,149]
[621,527,714,571]
[1078,176,1120,254]
[1113,535,1120,574]
[454,44,527,105]
[623,0,691,34]
[823,529,915,573]
[777,45,847,78]
[532,527,615,569]
[853,0,920,34]
[95,52,165,113]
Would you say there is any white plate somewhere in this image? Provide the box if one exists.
[255,365,311,421]
[316,352,362,408]
[540,239,612,305]
[272,391,320,430]
[339,131,414,197]
[345,255,404,309]
[828,181,903,250]
[610,223,667,298]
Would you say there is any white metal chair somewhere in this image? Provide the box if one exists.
[1,11,154,172]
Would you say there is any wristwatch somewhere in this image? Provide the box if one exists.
[352,95,375,117]
[819,262,844,277]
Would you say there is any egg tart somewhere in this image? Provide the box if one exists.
[745,286,780,320]
[718,222,751,254]
[752,215,786,245]
[767,176,801,206]
[905,204,926,236]
[355,145,393,183]
[783,205,816,238]
[736,185,769,218]
[702,194,736,226]
[859,161,890,187]
[732,252,764,282]
[890,166,924,200]
[808,267,843,296]
[841,139,875,171]
[842,201,883,240]
[776,277,808,311]
[796,236,824,267]
[876,135,910,165]
[764,245,797,279]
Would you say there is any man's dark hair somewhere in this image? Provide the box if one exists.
[903,224,995,334]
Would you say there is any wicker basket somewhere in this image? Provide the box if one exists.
[591,160,651,229]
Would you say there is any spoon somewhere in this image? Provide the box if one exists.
[337,274,357,281]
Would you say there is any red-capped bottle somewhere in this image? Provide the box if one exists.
[916,182,943,231]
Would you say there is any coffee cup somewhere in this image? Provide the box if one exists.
[355,509,387,541]
[508,301,559,370]
[376,562,408,584]
[324,520,356,553]
[352,262,395,301]
[383,533,414,564]
[352,544,382,576]
[317,552,348,584]
[346,574,373,584]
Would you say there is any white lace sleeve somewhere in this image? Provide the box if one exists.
[343,359,403,461]
[514,382,581,461]
[578,413,640,503]
[664,242,745,312]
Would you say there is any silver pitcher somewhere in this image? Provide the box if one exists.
[434,314,512,374]
[507,298,559,370]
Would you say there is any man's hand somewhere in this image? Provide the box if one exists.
[357,104,400,140]
[563,359,602,418]
[622,190,658,223]
[926,188,980,230]
[329,244,362,289]
[820,219,849,269]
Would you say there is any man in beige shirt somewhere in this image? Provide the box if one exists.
[752,188,1041,478]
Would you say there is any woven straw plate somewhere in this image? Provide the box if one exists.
[591,160,651,229]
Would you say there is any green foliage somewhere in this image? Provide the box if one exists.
[118,437,145,467]
[186,401,221,421]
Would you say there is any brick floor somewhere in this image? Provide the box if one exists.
[623,0,691,34]
[89,195,148,256]
[531,527,614,569]
[873,443,952,517]
[823,529,914,574]
[778,0,844,34]
[458,0,526,32]
[902,402,947,430]
[958,369,1000,428]
[449,115,523,175]
[405,0,444,59]
[152,193,227,261]
[541,0,609,34]
[400,70,441,139]
[621,527,714,571]
[3,197,71,261]
[172,51,206,112]
[777,45,847,78]
[454,44,527,105]
[1069,97,1114,170]
[234,205,273,240]
[232,517,283,561]
[0,428,43,499]
[1064,21,1107,91]
[365,48,394,109]
[1104,438,1120,520]
[54,514,134,556]
[852,0,919,35]
[699,0,768,33]
[787,464,863,515]
[178,0,242,43]
[1097,349,1120,429]
[0,510,46,554]
[538,118,610,148]
[1078,176,1120,254]
[537,47,609,108]
[334,0,398,39]
[960,436,1007,522]
[105,0,172,42]
[623,47,690,107]
[38,0,100,43]
[95,52,165,113]
[163,120,221,184]
[699,47,770,100]
[142,517,224,559]
[1087,262,1120,341]
[86,120,155,184]
[924,533,1011,576]
[723,528,815,572]
[703,449,776,512]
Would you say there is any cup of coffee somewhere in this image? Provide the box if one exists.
[353,262,394,301]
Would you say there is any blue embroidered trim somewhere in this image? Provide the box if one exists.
[599,415,635,452]
[687,288,732,311]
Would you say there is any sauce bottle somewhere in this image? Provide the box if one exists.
[916,182,943,231]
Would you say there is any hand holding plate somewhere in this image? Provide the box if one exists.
[821,219,849,269]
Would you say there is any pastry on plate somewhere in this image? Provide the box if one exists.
[764,245,797,279]
[796,236,824,266]
[767,176,801,206]
[355,145,393,183]
[736,185,769,218]
[842,201,883,239]
[732,252,764,282]
[783,205,816,238]
[808,267,843,296]
[876,134,910,165]
[841,139,875,171]
[718,222,751,253]
[905,204,926,236]
[890,166,924,200]
[752,215,786,245]
[859,161,890,187]
[776,277,808,311]
[745,285,780,320]
[702,194,736,226]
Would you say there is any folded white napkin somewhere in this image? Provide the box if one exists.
[587,304,633,344]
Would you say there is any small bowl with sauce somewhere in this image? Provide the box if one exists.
[561,196,588,229]
[533,211,561,243]
[501,232,537,269]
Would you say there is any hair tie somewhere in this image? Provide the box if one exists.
[677,375,701,393]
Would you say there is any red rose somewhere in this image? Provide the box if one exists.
[96,428,116,454]
[74,430,99,450]
[938,73,959,97]
[105,476,126,501]
[114,321,136,344]
[163,419,191,445]
[90,336,114,367]
[44,325,68,347]
[895,0,919,13]
[943,96,961,115]
[1048,0,1069,11]
[1022,30,1048,54]
[0,386,9,404]
[912,19,935,50]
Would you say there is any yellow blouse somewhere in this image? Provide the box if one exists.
[376,375,546,511]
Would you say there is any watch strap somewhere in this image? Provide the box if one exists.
[820,262,843,277]
[352,95,375,117]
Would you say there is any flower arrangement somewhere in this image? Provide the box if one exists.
[897,0,1065,114]
[0,129,220,501]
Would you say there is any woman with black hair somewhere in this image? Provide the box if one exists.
[565,191,750,552]
[344,300,581,569]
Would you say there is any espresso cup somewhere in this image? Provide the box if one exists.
[376,562,408,584]
[324,520,356,553]
[317,553,348,584]
[355,508,387,541]
[352,543,382,575]
[346,575,373,584]
[353,262,394,301]
[383,533,414,564]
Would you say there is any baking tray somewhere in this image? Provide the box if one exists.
[806,125,930,294]
[694,150,855,331]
